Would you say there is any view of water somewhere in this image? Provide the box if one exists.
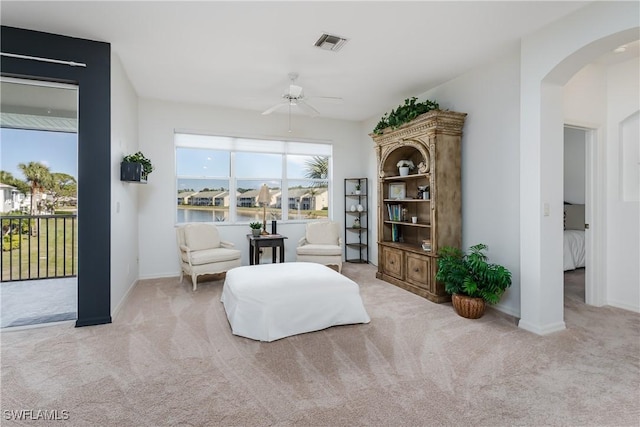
[176,208,326,223]
[177,208,261,223]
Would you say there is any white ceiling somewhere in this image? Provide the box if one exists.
[0,1,600,122]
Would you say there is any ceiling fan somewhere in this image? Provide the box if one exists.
[262,72,342,130]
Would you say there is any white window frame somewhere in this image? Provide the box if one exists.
[175,132,332,224]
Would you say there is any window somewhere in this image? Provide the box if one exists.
[175,133,331,224]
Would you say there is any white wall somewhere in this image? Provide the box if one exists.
[363,50,522,317]
[110,52,140,315]
[362,2,639,327]
[519,0,638,334]
[137,99,365,279]
[563,127,586,205]
[605,58,639,311]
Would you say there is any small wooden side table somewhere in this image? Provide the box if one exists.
[247,234,288,265]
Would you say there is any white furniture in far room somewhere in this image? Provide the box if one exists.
[221,262,370,342]
[296,221,343,273]
[176,223,241,291]
[563,203,586,271]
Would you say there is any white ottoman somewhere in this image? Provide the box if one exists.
[220,262,370,342]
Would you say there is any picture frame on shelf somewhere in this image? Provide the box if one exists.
[389,183,406,200]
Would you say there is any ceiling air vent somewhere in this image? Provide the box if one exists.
[314,33,348,52]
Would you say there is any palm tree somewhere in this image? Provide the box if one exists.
[50,172,77,209]
[18,162,52,216]
[0,170,15,185]
[304,156,329,188]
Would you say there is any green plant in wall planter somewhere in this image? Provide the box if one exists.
[121,151,154,182]
[372,97,440,135]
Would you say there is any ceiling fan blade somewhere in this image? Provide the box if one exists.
[307,96,343,104]
[288,84,303,98]
[262,102,288,115]
[296,100,320,117]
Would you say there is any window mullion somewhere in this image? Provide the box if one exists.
[229,151,237,222]
[282,153,288,222]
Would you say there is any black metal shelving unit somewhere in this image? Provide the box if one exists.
[344,178,369,264]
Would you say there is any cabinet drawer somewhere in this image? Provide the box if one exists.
[405,253,431,290]
[381,246,403,279]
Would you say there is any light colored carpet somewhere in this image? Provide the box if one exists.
[1,264,638,426]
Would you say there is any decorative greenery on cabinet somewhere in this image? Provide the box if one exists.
[372,97,440,135]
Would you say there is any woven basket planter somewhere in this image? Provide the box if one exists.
[452,293,486,319]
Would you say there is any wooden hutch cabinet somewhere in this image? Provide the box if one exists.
[370,110,467,303]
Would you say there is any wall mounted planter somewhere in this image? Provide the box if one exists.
[120,162,147,183]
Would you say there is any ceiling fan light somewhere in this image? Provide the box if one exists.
[314,33,348,52]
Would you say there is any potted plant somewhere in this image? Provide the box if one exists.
[249,221,262,237]
[372,97,440,135]
[355,183,361,195]
[435,243,512,319]
[121,151,154,182]
[396,159,415,177]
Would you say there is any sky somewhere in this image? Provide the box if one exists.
[0,129,323,192]
[176,148,322,192]
[1,128,78,180]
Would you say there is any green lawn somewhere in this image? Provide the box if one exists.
[1,216,77,282]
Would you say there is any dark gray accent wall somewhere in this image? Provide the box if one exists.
[1,26,112,327]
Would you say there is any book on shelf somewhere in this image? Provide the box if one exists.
[387,204,402,221]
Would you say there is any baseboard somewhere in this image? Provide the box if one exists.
[518,319,566,335]
[111,278,138,321]
[607,299,640,313]
[75,315,112,327]
[492,302,520,318]
[138,272,180,280]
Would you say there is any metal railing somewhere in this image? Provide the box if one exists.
[1,214,77,282]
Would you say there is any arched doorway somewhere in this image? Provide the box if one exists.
[518,1,639,334]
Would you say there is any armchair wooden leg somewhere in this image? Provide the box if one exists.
[192,274,198,291]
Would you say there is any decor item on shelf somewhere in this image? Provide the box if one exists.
[353,218,361,228]
[435,243,512,319]
[411,216,418,224]
[417,185,426,199]
[417,160,430,174]
[423,186,430,200]
[350,205,356,212]
[121,151,154,182]
[355,183,361,195]
[396,159,415,177]
[372,97,440,135]
[257,184,271,235]
[389,182,406,200]
[249,222,262,237]
[357,204,364,212]
[421,239,431,251]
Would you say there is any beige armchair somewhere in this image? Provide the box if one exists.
[176,223,241,291]
[296,221,343,273]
